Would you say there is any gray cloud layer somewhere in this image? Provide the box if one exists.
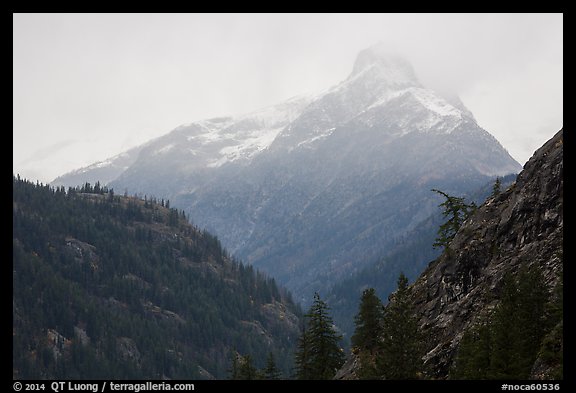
[13,13,563,182]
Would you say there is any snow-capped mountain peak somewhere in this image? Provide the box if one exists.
[52,43,522,305]
[268,48,473,152]
[53,43,518,183]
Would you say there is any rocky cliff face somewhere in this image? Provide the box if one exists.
[335,128,563,379]
[410,128,563,378]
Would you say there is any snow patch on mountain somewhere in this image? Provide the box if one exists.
[153,143,176,155]
[411,88,462,118]
[91,159,113,170]
[353,86,467,135]
[237,94,313,128]
[207,126,285,168]
[297,127,336,148]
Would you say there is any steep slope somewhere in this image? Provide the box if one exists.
[327,173,518,343]
[52,43,522,303]
[372,128,562,379]
[328,213,442,345]
[13,177,301,379]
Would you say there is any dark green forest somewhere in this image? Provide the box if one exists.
[13,172,561,380]
[12,176,301,379]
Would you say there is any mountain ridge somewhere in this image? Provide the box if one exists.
[52,44,522,303]
[53,44,516,187]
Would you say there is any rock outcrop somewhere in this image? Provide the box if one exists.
[410,128,563,378]
[335,128,563,379]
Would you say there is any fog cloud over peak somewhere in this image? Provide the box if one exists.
[13,13,562,183]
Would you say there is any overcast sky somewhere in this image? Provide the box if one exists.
[13,13,563,183]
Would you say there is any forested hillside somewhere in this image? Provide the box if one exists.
[12,177,301,379]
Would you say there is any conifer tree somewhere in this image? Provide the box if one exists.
[491,177,502,198]
[514,264,548,376]
[431,189,476,250]
[489,267,548,379]
[294,326,313,379]
[452,320,491,379]
[488,272,520,379]
[539,268,563,379]
[262,352,282,380]
[351,288,384,379]
[547,267,563,327]
[379,273,423,379]
[234,354,259,380]
[352,288,384,350]
[294,293,344,379]
[228,351,240,379]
